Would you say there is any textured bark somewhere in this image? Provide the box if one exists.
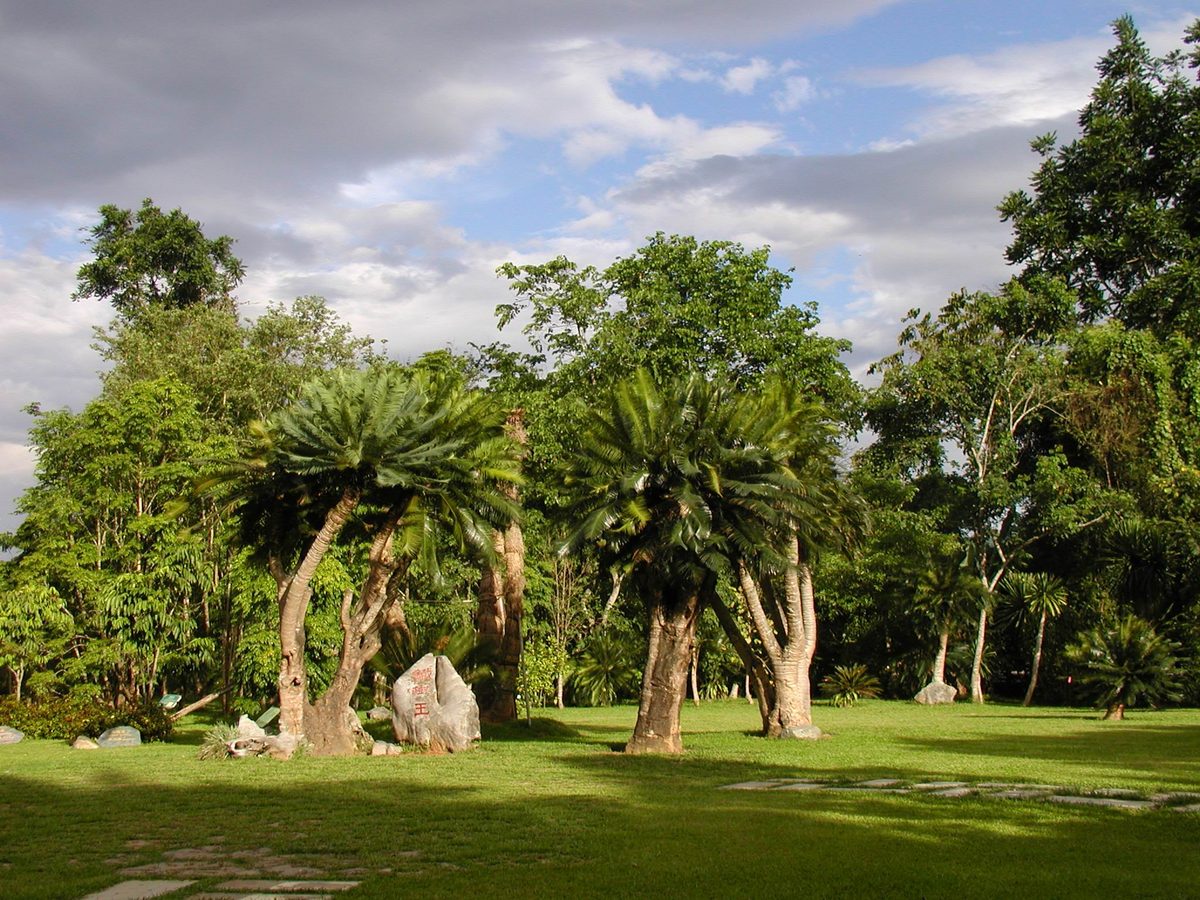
[475,411,526,723]
[932,630,950,684]
[626,591,700,754]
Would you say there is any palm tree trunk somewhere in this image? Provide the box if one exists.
[1022,611,1048,707]
[933,629,950,684]
[626,590,700,754]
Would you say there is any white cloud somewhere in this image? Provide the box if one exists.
[773,75,817,112]
[722,57,773,94]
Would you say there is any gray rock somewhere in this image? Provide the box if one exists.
[0,726,24,745]
[1046,795,1155,810]
[858,779,902,788]
[391,654,480,753]
[913,681,957,705]
[367,706,392,721]
[72,736,100,750]
[97,726,142,748]
[913,781,968,790]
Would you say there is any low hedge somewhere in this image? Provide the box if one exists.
[0,697,174,742]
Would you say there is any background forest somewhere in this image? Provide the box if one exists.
[1,18,1197,749]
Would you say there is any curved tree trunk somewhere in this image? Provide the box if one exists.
[276,487,360,738]
[707,588,773,731]
[932,629,950,684]
[626,590,701,754]
[1022,610,1048,707]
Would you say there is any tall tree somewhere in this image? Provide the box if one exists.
[1002,571,1068,706]
[74,199,245,319]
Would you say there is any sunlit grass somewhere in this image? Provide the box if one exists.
[1,701,1197,898]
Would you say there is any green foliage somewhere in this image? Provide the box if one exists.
[571,632,640,706]
[516,637,560,716]
[197,722,241,760]
[1066,615,1184,716]
[819,664,882,707]
[74,199,245,318]
[375,621,496,687]
[0,697,173,741]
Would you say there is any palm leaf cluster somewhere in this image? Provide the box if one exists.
[1066,614,1183,716]
[560,369,839,590]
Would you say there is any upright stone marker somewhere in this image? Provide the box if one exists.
[391,653,480,752]
[96,726,142,748]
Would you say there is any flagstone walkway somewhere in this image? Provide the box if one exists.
[719,778,1200,812]
[82,878,360,900]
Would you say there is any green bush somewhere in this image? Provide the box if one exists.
[0,698,174,742]
[820,664,882,708]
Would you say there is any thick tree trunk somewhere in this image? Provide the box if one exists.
[626,591,700,754]
[475,411,526,723]
[1022,611,1047,707]
[1104,703,1125,720]
[969,604,988,704]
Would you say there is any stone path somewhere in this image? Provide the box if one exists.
[719,778,1200,812]
[83,878,360,900]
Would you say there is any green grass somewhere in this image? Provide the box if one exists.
[2,700,1198,898]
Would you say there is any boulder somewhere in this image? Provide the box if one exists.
[236,715,267,740]
[97,725,142,748]
[71,736,100,750]
[367,706,392,721]
[781,724,824,740]
[391,653,480,752]
[0,726,24,745]
[914,681,957,705]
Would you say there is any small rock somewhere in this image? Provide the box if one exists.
[371,740,390,756]
[72,736,100,750]
[366,706,392,721]
[913,781,968,790]
[931,787,974,798]
[781,724,823,740]
[0,726,24,745]
[913,682,956,705]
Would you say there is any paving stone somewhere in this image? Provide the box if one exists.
[977,782,1062,791]
[81,880,195,900]
[912,781,968,790]
[214,881,358,892]
[857,779,902,788]
[774,782,828,791]
[1171,804,1200,813]
[1087,788,1143,799]
[930,787,975,798]
[190,894,333,900]
[719,780,790,790]
[992,789,1054,800]
[1046,795,1155,810]
[1152,792,1200,803]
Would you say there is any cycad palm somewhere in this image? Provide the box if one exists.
[561,370,830,752]
[1066,615,1182,720]
[224,366,519,753]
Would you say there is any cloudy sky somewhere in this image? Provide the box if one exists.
[1,0,1196,532]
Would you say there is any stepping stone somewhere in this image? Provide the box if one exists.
[978,782,1062,791]
[1152,792,1200,804]
[930,787,975,798]
[719,780,790,791]
[993,789,1054,800]
[775,782,828,791]
[856,779,902,788]
[214,881,359,892]
[1087,788,1142,799]
[82,880,195,899]
[190,894,334,899]
[912,781,967,790]
[1172,804,1200,814]
[1046,795,1155,810]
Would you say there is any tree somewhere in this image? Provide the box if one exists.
[1066,614,1182,719]
[867,281,1078,702]
[1002,571,1068,706]
[912,554,984,693]
[560,371,837,752]
[74,199,245,319]
[223,366,520,754]
[999,17,1200,339]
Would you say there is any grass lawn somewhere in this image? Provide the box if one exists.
[1,700,1198,898]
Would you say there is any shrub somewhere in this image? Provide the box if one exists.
[0,698,174,741]
[197,722,240,760]
[820,664,882,708]
[1066,615,1183,719]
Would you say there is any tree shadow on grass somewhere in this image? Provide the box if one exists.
[2,749,1199,900]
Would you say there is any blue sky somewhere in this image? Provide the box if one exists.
[0,0,1196,531]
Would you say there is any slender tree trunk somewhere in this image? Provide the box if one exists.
[933,629,950,684]
[626,590,701,754]
[1022,611,1048,707]
[689,647,700,706]
[555,673,565,709]
[969,604,988,704]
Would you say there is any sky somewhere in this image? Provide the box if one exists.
[1,0,1197,533]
